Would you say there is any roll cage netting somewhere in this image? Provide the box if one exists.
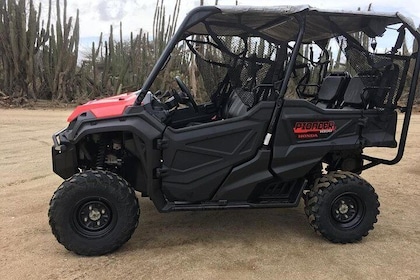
[182,13,414,110]
[329,21,412,109]
[185,31,288,109]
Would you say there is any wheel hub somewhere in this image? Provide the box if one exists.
[332,196,358,223]
[88,207,102,221]
[338,201,349,214]
[76,201,112,232]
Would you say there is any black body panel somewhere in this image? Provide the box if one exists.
[161,102,275,202]
[271,99,397,181]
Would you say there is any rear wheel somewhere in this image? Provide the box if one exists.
[48,170,140,256]
[305,171,379,243]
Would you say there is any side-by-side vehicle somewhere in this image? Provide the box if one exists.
[49,5,420,255]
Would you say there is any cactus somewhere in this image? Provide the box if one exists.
[77,0,182,98]
[0,0,43,99]
[0,0,80,101]
[0,0,226,102]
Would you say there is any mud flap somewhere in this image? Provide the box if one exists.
[52,145,78,179]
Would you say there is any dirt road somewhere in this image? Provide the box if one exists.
[0,108,419,280]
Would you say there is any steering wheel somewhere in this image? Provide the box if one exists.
[174,76,199,112]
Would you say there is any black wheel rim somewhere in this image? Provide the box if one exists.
[331,193,365,229]
[73,198,116,238]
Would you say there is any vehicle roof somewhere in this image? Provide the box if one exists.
[185,5,418,42]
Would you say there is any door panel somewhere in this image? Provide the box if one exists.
[161,102,274,202]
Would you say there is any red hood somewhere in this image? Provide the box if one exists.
[67,92,137,122]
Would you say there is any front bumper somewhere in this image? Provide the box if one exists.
[52,129,78,179]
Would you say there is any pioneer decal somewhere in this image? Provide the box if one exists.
[293,121,336,139]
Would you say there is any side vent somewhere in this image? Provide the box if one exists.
[255,179,307,205]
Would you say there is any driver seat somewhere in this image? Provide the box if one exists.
[222,88,252,119]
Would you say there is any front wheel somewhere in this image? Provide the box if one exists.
[48,170,140,256]
[305,171,379,243]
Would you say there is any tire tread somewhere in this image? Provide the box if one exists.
[48,170,140,256]
[304,171,380,243]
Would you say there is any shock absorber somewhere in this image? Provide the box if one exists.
[96,139,107,169]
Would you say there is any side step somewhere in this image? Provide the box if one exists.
[161,179,307,212]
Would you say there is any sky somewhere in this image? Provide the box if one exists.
[38,0,420,55]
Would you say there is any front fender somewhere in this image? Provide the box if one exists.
[52,107,167,210]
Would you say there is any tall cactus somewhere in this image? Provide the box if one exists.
[0,0,79,101]
[78,0,182,98]
[48,0,80,101]
[0,0,53,99]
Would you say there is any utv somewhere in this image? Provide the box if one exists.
[49,5,420,255]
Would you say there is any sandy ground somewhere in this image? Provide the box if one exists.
[0,108,419,280]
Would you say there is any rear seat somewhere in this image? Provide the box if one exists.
[315,73,350,108]
[340,64,399,109]
[340,76,370,108]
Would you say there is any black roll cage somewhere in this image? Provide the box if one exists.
[135,6,420,170]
